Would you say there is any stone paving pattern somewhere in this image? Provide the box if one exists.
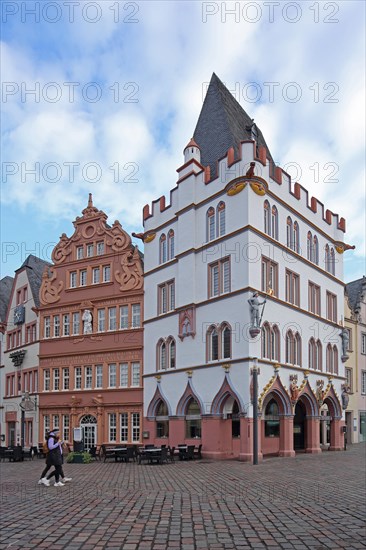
[0,444,365,550]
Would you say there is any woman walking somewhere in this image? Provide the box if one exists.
[40,428,65,487]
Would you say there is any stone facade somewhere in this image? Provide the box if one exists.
[1,256,48,447]
[344,276,366,443]
[142,74,349,460]
[38,196,144,449]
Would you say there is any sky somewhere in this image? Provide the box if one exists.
[1,0,365,282]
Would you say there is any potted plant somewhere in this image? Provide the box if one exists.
[66,451,92,464]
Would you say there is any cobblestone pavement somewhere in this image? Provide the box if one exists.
[1,444,365,550]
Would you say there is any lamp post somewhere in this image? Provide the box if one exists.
[252,357,259,465]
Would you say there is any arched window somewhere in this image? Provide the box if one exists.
[333,345,338,375]
[156,400,169,438]
[330,247,335,275]
[169,339,176,369]
[309,338,315,370]
[157,340,166,371]
[316,340,322,371]
[157,338,176,370]
[208,327,219,361]
[262,323,280,361]
[325,244,330,272]
[185,398,201,438]
[326,344,333,373]
[167,230,175,260]
[264,200,271,236]
[207,324,231,361]
[217,202,226,237]
[272,325,280,361]
[206,207,215,242]
[313,235,319,265]
[294,332,301,366]
[261,323,271,359]
[293,222,300,253]
[307,231,313,262]
[222,325,231,359]
[287,217,293,248]
[264,399,280,437]
[159,234,167,264]
[286,330,294,363]
[271,206,278,240]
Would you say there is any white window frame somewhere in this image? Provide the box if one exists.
[120,363,128,387]
[109,364,117,388]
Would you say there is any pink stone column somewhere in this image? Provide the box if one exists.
[305,417,322,453]
[201,415,231,459]
[279,416,295,457]
[329,418,344,451]
[239,417,263,462]
[168,417,186,448]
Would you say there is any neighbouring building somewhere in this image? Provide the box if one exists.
[344,276,366,443]
[0,275,14,443]
[38,195,144,449]
[142,73,352,460]
[1,256,49,447]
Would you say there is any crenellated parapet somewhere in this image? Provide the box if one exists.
[143,138,348,240]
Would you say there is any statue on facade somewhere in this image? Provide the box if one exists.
[289,375,299,403]
[340,327,350,361]
[248,292,266,328]
[341,384,350,410]
[82,309,93,334]
[316,380,325,405]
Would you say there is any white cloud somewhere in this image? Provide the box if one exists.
[1,1,365,281]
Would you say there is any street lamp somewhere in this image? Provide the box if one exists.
[19,393,37,448]
[252,357,259,465]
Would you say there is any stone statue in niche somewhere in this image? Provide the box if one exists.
[341,384,350,410]
[316,380,325,405]
[82,309,93,334]
[340,327,350,361]
[248,292,266,328]
[178,308,196,340]
[289,375,299,403]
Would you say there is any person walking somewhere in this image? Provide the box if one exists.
[38,429,72,486]
[39,428,64,487]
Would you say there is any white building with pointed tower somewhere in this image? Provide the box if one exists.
[142,73,352,460]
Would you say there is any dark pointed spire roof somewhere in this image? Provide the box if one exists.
[193,73,273,177]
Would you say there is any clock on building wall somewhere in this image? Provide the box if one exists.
[14,305,25,325]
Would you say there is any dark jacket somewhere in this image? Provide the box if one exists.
[47,435,62,466]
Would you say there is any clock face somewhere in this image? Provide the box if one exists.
[14,305,25,325]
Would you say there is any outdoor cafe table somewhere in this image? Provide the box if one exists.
[139,447,163,464]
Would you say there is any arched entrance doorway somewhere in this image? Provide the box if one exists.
[293,401,306,451]
[80,415,97,450]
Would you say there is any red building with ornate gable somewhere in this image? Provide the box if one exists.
[38,195,144,449]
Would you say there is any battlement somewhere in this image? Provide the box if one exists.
[143,139,346,236]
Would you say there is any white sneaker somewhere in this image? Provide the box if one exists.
[62,477,72,482]
[54,481,65,487]
[40,478,50,486]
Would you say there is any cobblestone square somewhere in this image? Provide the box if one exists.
[1,444,365,549]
